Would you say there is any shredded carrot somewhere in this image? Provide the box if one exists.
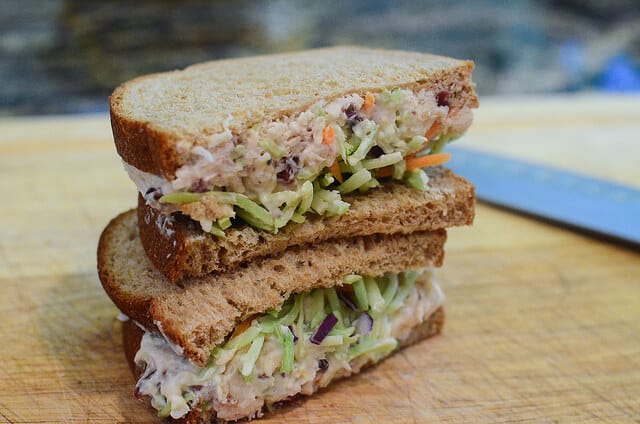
[376,166,393,178]
[405,153,416,161]
[405,153,451,170]
[425,121,443,141]
[377,152,451,178]
[322,126,335,145]
[329,160,343,183]
[231,315,255,338]
[363,92,375,113]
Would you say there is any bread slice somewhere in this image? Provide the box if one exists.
[139,166,474,282]
[99,210,446,366]
[122,306,445,424]
[110,46,478,178]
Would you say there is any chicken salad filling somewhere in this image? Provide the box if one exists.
[134,269,444,420]
[127,88,473,235]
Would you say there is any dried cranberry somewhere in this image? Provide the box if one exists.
[436,90,450,107]
[345,104,363,128]
[368,146,384,158]
[144,187,163,201]
[318,359,329,372]
[345,104,358,119]
[190,178,208,193]
[276,156,300,185]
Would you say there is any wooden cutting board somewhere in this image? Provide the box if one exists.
[1,95,639,423]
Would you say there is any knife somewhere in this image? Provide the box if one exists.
[446,146,640,245]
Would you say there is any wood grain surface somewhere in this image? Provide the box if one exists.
[1,95,639,423]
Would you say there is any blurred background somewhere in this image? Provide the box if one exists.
[1,0,639,116]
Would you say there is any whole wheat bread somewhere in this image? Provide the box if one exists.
[139,166,474,282]
[110,46,478,178]
[99,210,446,366]
[122,307,444,424]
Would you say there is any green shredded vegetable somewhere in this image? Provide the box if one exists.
[225,326,261,351]
[337,168,372,194]
[217,217,232,230]
[157,401,172,418]
[240,335,265,378]
[343,274,362,285]
[277,325,295,373]
[348,120,378,166]
[382,273,399,306]
[235,195,274,228]
[349,338,398,360]
[392,159,406,180]
[404,169,430,192]
[208,222,226,238]
[361,152,403,170]
[259,138,286,159]
[364,276,385,316]
[159,192,203,204]
[352,278,369,311]
[291,213,305,224]
[378,88,403,106]
[297,181,313,214]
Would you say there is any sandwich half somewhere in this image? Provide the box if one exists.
[112,47,478,242]
[99,210,447,422]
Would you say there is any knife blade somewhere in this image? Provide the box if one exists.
[446,146,640,245]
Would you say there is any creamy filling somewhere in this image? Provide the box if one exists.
[126,88,473,235]
[134,270,444,421]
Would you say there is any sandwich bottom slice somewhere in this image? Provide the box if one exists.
[98,211,447,422]
[123,271,445,423]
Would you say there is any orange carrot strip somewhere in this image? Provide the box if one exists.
[329,160,343,183]
[376,166,393,178]
[231,315,255,338]
[405,153,451,170]
[425,121,443,141]
[363,92,375,113]
[322,125,336,145]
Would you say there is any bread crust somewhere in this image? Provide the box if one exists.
[138,166,474,283]
[110,47,478,178]
[122,307,444,423]
[99,210,446,365]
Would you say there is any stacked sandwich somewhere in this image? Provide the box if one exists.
[97,47,478,422]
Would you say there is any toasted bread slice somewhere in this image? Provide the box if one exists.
[111,46,477,178]
[99,210,446,366]
[139,166,474,282]
[122,307,444,424]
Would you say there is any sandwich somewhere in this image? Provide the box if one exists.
[99,210,449,422]
[110,47,477,282]
[99,46,477,422]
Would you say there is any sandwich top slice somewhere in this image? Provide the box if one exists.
[111,47,478,236]
[98,210,447,421]
[139,166,474,283]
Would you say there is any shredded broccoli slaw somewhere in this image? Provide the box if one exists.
[134,269,444,421]
[127,88,473,236]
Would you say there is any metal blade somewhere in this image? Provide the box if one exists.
[446,147,640,245]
